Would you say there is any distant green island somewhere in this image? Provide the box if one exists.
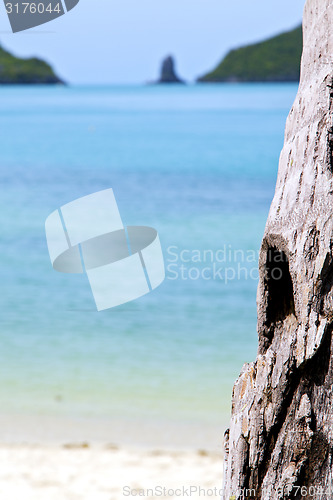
[198,25,302,83]
[0,44,63,84]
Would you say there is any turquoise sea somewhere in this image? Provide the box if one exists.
[0,83,298,447]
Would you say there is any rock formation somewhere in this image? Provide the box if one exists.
[157,55,185,84]
[223,1,333,498]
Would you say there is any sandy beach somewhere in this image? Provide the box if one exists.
[0,444,223,500]
[0,413,224,499]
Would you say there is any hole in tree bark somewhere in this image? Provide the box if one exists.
[265,247,295,325]
[319,254,333,319]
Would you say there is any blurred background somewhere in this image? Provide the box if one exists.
[0,0,304,452]
[0,0,304,83]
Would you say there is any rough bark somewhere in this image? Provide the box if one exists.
[223,1,333,499]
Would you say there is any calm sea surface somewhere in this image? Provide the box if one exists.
[0,84,298,443]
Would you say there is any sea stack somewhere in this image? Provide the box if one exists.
[223,0,333,498]
[157,55,185,84]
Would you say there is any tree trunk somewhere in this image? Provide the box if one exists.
[223,1,333,499]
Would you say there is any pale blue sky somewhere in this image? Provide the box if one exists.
[0,0,305,83]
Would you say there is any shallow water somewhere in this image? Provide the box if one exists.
[0,83,298,445]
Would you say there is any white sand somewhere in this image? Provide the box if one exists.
[0,444,223,500]
[0,413,225,498]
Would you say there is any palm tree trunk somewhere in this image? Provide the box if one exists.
[223,1,333,498]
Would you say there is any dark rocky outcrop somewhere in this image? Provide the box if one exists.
[156,55,185,84]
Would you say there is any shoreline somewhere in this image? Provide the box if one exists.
[0,443,224,500]
[0,413,225,498]
[0,413,227,452]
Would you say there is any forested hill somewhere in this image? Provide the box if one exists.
[198,25,302,83]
